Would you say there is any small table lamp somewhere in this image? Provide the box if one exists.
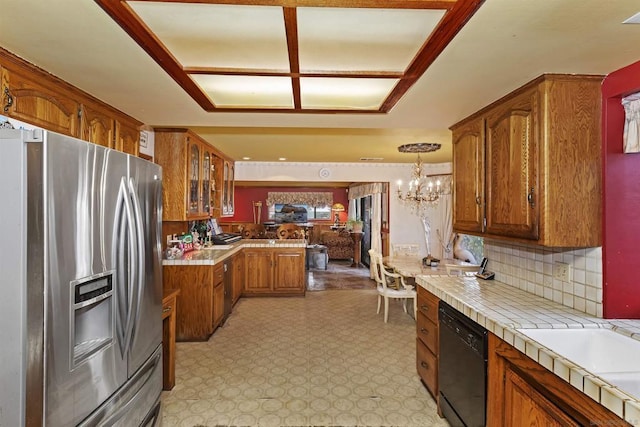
[332,203,345,226]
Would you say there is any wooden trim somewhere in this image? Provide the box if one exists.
[94,0,483,114]
[131,0,457,9]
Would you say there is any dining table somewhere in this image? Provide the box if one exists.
[383,255,478,278]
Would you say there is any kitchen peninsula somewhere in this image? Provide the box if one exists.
[163,240,306,341]
[415,275,640,425]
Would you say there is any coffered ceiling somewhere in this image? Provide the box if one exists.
[95,0,481,114]
[1,0,640,164]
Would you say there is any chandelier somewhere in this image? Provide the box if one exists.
[397,143,443,217]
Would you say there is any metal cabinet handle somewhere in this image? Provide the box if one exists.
[475,196,481,205]
[420,328,429,335]
[420,305,429,312]
[420,361,429,370]
[527,187,535,208]
[163,306,171,313]
[3,87,13,113]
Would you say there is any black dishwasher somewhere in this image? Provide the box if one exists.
[438,301,488,427]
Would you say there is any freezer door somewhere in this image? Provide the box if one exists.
[127,157,163,376]
[44,133,129,426]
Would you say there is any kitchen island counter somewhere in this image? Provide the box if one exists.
[162,239,307,266]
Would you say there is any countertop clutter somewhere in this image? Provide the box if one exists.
[415,275,640,423]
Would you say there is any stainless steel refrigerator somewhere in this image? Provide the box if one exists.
[0,128,163,426]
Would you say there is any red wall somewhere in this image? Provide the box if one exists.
[220,186,349,223]
[602,59,640,318]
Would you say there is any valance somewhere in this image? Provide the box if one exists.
[266,192,333,208]
[348,182,385,200]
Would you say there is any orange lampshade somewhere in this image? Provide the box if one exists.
[332,203,345,212]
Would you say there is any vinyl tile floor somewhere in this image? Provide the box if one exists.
[161,277,448,426]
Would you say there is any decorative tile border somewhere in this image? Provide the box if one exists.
[415,275,640,424]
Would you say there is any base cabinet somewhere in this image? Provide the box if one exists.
[488,333,630,427]
[416,287,440,403]
[232,252,244,305]
[243,248,305,296]
[163,262,226,342]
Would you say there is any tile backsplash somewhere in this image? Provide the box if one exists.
[484,240,603,317]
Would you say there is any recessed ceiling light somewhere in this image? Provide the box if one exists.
[242,156,251,160]
[279,157,287,161]
[623,11,640,24]
[360,157,384,161]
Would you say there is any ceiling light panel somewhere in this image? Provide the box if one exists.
[297,8,446,72]
[129,2,289,70]
[300,77,398,110]
[193,75,294,108]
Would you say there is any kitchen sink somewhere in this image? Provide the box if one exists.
[516,328,640,374]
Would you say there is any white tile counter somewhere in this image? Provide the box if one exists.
[162,239,307,266]
[415,275,640,423]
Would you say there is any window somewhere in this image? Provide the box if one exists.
[268,203,331,222]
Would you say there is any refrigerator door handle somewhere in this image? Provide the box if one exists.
[114,177,137,358]
[127,177,146,348]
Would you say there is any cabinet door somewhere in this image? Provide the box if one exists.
[452,118,484,233]
[115,120,139,156]
[187,140,202,218]
[201,149,212,216]
[503,367,579,427]
[212,282,224,330]
[222,161,229,215]
[80,103,115,148]
[232,253,244,304]
[244,250,273,293]
[227,162,235,215]
[485,88,539,240]
[2,66,80,137]
[273,250,305,292]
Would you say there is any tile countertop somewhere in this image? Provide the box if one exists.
[415,275,640,423]
[162,239,308,266]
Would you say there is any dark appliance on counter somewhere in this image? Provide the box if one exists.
[438,300,488,427]
[211,232,242,245]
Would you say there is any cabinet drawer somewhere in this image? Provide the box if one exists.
[416,338,438,399]
[417,311,438,353]
[417,287,439,324]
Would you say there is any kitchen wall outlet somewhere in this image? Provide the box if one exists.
[553,261,572,281]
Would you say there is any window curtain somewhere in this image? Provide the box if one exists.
[623,93,640,153]
[265,191,333,207]
[435,175,454,259]
[348,183,384,278]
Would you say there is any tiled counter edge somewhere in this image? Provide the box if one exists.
[415,275,640,423]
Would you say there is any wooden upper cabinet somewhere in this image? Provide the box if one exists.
[115,119,139,156]
[485,87,539,240]
[452,118,485,234]
[221,160,235,217]
[450,74,602,247]
[154,128,228,221]
[80,102,115,148]
[2,64,80,137]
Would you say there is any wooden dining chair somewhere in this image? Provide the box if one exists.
[369,249,417,323]
[240,223,266,239]
[276,223,305,240]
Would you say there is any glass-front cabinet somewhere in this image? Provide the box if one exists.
[221,160,234,216]
[201,149,212,215]
[154,128,233,221]
[188,140,201,217]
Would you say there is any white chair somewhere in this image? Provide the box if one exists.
[369,249,417,323]
[445,263,481,276]
[392,243,420,257]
